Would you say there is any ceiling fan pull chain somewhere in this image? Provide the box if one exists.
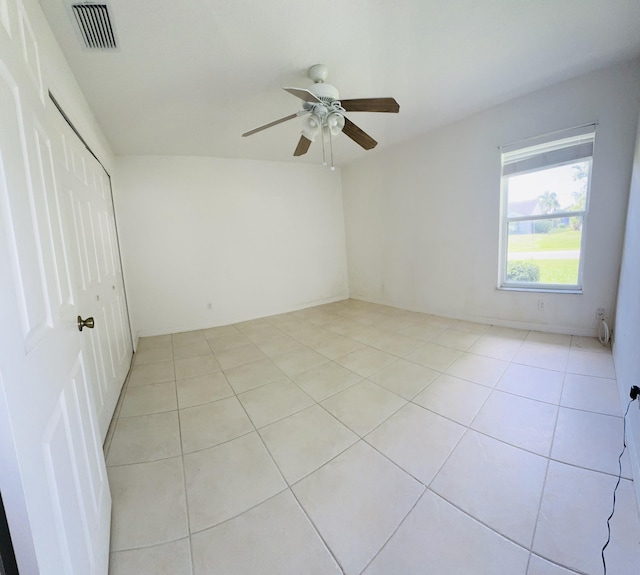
[329,129,335,171]
[321,120,327,166]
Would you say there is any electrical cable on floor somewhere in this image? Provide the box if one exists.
[601,386,639,574]
[598,318,610,346]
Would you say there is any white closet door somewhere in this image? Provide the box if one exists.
[50,108,133,439]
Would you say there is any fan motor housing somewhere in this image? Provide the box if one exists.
[309,83,339,101]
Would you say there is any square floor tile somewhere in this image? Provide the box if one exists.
[566,349,616,378]
[366,403,465,484]
[238,380,315,428]
[224,358,287,393]
[405,343,462,372]
[191,491,341,575]
[134,347,173,365]
[128,361,175,387]
[107,411,181,466]
[450,320,490,335]
[215,343,265,369]
[366,332,424,357]
[412,374,491,426]
[292,362,362,402]
[335,347,397,378]
[172,330,206,346]
[471,390,557,456]
[551,407,631,477]
[533,461,640,574]
[174,355,220,380]
[202,324,241,340]
[426,316,456,329]
[571,335,611,353]
[495,363,564,405]
[254,335,305,357]
[184,432,286,532]
[109,538,191,575]
[109,457,188,550]
[180,396,254,453]
[369,359,439,399]
[467,334,524,362]
[292,441,424,575]
[271,347,328,377]
[172,340,213,361]
[485,326,529,340]
[136,335,172,351]
[398,322,444,342]
[435,329,481,351]
[311,335,365,359]
[431,431,547,546]
[445,353,508,387]
[207,332,251,352]
[526,331,571,346]
[513,343,570,372]
[120,381,177,417]
[259,404,357,484]
[176,372,234,409]
[321,380,406,436]
[363,490,529,575]
[560,372,620,416]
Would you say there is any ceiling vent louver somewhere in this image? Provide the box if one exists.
[71,3,116,49]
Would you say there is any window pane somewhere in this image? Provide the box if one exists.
[506,161,590,217]
[506,217,582,286]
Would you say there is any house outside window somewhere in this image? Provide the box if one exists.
[499,125,596,292]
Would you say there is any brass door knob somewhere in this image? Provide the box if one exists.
[77,316,95,332]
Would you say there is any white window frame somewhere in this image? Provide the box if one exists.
[498,125,596,293]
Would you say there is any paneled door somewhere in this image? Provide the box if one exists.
[50,106,133,440]
[0,1,131,573]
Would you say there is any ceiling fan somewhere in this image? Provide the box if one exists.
[242,64,399,167]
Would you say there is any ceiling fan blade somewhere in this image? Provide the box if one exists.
[340,98,400,113]
[293,135,312,156]
[284,87,322,103]
[242,110,309,137]
[342,117,378,150]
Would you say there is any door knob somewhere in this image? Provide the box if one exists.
[77,316,95,332]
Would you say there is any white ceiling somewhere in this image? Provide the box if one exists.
[38,0,640,167]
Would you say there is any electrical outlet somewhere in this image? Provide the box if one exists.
[596,307,605,320]
[538,300,545,311]
[207,302,212,310]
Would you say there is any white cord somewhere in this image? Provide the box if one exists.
[598,318,610,346]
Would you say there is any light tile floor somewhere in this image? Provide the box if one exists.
[105,300,640,575]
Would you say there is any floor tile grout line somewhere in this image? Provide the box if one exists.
[230,392,347,573]
[526,363,570,573]
[356,484,427,575]
[174,369,196,575]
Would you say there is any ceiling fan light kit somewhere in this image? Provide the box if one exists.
[242,64,399,169]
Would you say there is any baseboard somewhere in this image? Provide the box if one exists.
[349,293,599,337]
[134,292,350,342]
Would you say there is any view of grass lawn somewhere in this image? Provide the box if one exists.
[506,228,582,284]
[508,229,581,252]
[509,258,579,284]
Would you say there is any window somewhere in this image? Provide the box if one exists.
[499,125,595,291]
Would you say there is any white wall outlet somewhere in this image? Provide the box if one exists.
[207,302,212,310]
[596,307,605,320]
[538,300,545,311]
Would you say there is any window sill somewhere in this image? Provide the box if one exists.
[498,285,583,295]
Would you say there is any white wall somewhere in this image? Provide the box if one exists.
[113,156,348,339]
[343,60,640,335]
[613,113,640,505]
